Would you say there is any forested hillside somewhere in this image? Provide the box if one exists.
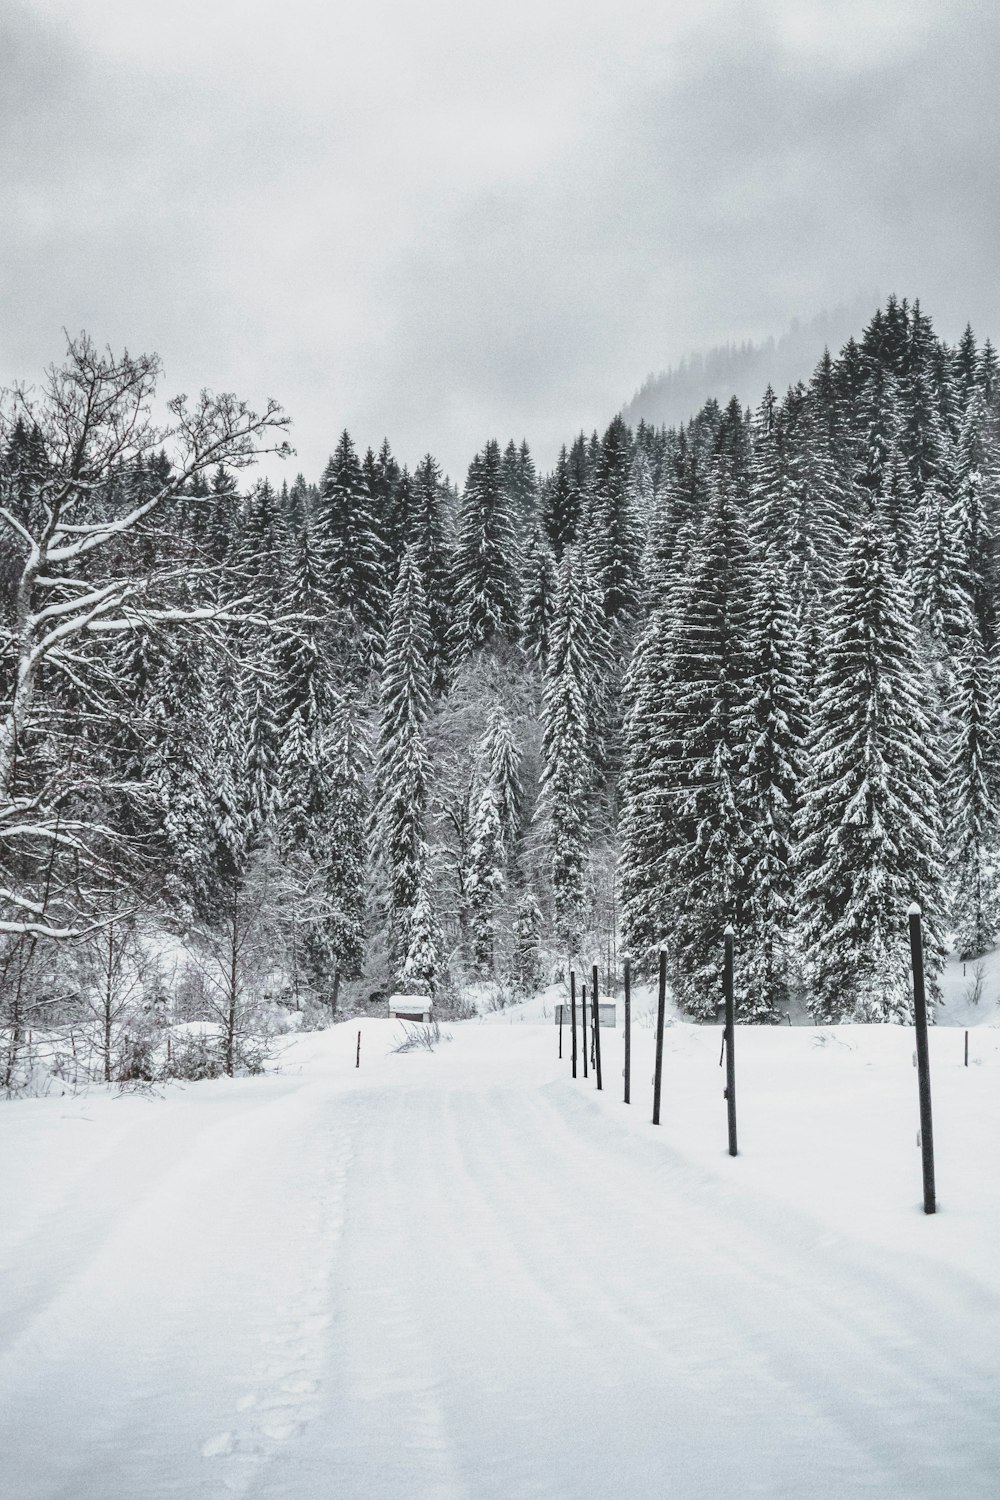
[620,299,875,432]
[2,297,998,1080]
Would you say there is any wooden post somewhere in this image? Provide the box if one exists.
[652,947,667,1125]
[356,1029,361,1069]
[964,1029,969,1068]
[623,956,631,1105]
[592,963,603,1091]
[724,925,737,1157]
[558,1004,563,1060]
[908,904,936,1214]
[581,982,589,1079]
[570,970,578,1078]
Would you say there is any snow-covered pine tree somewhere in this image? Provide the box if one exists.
[740,559,806,1017]
[628,448,655,535]
[618,599,678,963]
[321,695,369,981]
[796,511,946,1021]
[148,633,219,919]
[242,644,281,852]
[480,702,522,858]
[586,415,643,623]
[276,518,334,851]
[501,438,538,536]
[952,389,998,649]
[236,477,287,611]
[646,463,751,1016]
[910,472,973,682]
[466,780,505,975]
[209,654,249,890]
[376,547,433,959]
[462,702,523,975]
[364,438,402,566]
[521,530,557,667]
[402,877,442,995]
[953,325,980,410]
[411,453,454,691]
[945,627,1000,960]
[537,548,603,956]
[542,445,583,557]
[451,439,522,662]
[316,431,389,668]
[511,889,543,994]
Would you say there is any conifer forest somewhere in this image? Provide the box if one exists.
[2,297,998,1080]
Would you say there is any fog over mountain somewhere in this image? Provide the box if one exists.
[620,297,880,434]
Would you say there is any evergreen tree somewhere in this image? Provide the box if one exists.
[242,646,280,851]
[376,548,432,956]
[542,445,583,557]
[945,630,1000,960]
[796,515,945,1021]
[537,548,603,954]
[520,530,557,666]
[236,477,286,610]
[483,703,522,855]
[402,877,442,995]
[411,453,454,690]
[209,656,249,886]
[587,415,643,622]
[953,390,998,647]
[322,697,369,980]
[741,562,806,1017]
[620,463,751,1015]
[451,439,522,661]
[910,474,972,675]
[276,519,333,850]
[501,438,538,534]
[466,780,505,974]
[317,431,389,665]
[511,890,543,993]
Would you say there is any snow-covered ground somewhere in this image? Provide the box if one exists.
[2,998,999,1498]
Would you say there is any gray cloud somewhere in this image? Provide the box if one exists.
[3,0,1000,485]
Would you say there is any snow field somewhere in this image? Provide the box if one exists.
[0,1006,998,1498]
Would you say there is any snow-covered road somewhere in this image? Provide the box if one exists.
[2,1013,999,1498]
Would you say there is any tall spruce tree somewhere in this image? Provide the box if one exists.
[451,439,522,661]
[466,780,505,975]
[411,453,454,690]
[322,696,369,981]
[376,548,433,958]
[740,561,806,1017]
[587,415,643,623]
[796,513,945,1021]
[537,548,604,955]
[621,462,752,1015]
[317,431,389,666]
[521,530,558,667]
[945,629,1000,960]
[542,445,583,557]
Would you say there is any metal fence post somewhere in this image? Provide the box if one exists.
[570,969,578,1078]
[908,904,936,1214]
[592,963,603,1091]
[623,956,631,1105]
[652,947,667,1125]
[724,925,737,1157]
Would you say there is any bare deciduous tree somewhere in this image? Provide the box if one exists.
[0,333,291,940]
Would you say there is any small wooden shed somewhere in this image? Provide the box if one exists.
[388,993,434,1023]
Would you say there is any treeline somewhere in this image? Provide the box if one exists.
[2,298,1000,1060]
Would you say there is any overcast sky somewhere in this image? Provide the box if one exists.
[2,0,998,484]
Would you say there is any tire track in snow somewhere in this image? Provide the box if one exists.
[0,1078,357,1500]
